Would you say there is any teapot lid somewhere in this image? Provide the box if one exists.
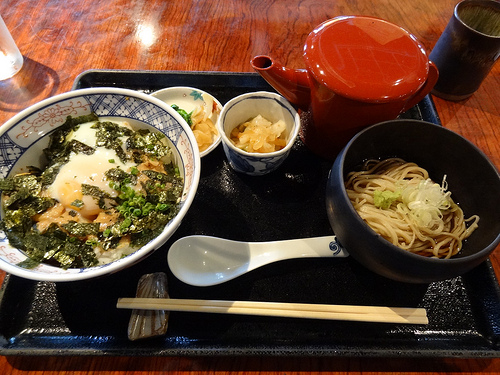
[304,16,430,102]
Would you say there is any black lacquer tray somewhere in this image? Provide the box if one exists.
[0,70,499,357]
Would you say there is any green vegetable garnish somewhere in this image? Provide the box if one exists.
[374,189,401,209]
[171,104,193,126]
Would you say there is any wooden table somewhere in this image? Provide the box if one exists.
[0,0,499,373]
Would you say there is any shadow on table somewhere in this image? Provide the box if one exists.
[0,56,60,114]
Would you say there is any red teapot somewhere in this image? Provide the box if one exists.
[251,16,439,160]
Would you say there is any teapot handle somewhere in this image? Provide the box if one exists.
[402,61,439,112]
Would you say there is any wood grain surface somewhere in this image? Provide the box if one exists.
[0,0,499,373]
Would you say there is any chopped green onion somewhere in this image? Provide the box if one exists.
[86,239,98,247]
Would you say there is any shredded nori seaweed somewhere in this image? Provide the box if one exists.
[104,168,137,186]
[0,113,183,270]
[62,221,100,236]
[81,183,110,199]
[93,121,132,164]
[126,128,171,161]
[43,113,99,164]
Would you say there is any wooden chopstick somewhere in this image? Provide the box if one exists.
[117,298,428,324]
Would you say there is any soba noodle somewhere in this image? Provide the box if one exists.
[345,158,479,259]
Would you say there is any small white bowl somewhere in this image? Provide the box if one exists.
[0,87,200,282]
[151,87,222,157]
[217,91,300,176]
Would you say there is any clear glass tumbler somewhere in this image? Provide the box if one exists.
[0,15,23,81]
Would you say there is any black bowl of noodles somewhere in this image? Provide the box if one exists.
[326,119,500,283]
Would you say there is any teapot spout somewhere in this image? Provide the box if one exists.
[251,55,311,111]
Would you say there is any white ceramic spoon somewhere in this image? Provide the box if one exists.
[167,235,348,287]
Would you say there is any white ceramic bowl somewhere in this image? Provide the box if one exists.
[0,87,200,282]
[151,86,222,157]
[217,91,300,176]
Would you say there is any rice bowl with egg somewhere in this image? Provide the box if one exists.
[0,87,200,281]
[0,113,184,269]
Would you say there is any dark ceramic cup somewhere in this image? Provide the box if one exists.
[429,0,500,101]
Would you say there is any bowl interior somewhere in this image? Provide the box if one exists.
[0,88,200,281]
[339,120,500,258]
[218,92,299,156]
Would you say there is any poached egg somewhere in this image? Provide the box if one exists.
[47,121,137,219]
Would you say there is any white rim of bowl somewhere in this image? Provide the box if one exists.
[0,87,201,282]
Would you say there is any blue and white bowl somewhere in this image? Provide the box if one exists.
[0,87,200,282]
[217,92,300,176]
